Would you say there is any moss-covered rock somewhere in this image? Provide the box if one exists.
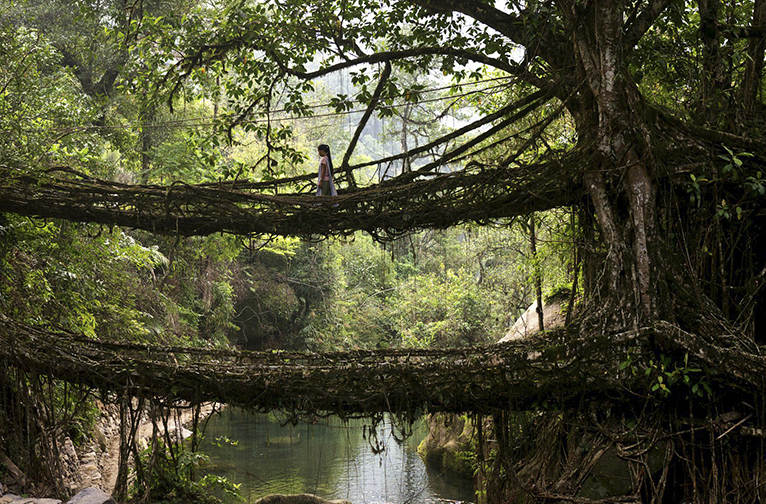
[417,413,475,477]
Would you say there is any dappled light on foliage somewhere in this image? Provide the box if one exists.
[3,0,766,501]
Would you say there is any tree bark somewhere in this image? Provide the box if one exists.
[565,0,657,328]
[741,0,766,114]
[698,0,727,123]
[530,216,545,331]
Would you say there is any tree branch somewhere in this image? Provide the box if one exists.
[274,46,522,80]
[410,0,521,42]
[393,97,549,184]
[718,23,766,38]
[339,61,391,190]
[624,0,676,48]
[411,0,569,75]
[348,87,554,172]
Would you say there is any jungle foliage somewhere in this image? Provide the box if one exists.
[0,1,573,500]
[2,0,766,502]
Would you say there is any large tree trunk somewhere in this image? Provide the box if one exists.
[566,0,657,330]
[561,0,762,341]
[479,1,766,500]
[741,0,766,115]
[698,0,728,123]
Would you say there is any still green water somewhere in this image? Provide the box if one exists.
[200,409,475,504]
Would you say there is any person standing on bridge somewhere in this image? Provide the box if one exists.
[316,144,338,196]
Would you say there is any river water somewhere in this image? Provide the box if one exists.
[200,409,476,504]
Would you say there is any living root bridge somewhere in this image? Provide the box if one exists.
[1,316,764,416]
[0,162,576,239]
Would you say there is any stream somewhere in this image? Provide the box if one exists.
[200,409,476,504]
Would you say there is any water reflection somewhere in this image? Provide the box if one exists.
[200,409,475,504]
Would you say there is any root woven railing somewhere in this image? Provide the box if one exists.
[2,315,764,417]
[0,159,578,239]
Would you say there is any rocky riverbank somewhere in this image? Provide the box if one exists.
[0,487,116,504]
[1,402,216,504]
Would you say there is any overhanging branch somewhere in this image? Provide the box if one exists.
[339,61,392,190]
[348,87,554,173]
[275,47,522,80]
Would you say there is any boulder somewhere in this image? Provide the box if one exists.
[65,488,115,504]
[252,494,351,504]
[417,414,475,477]
[499,293,567,343]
